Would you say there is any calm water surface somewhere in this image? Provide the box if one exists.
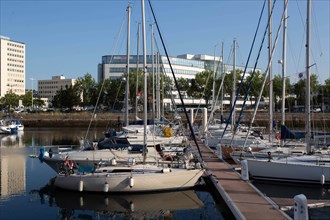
[1,128,329,219]
[0,128,229,220]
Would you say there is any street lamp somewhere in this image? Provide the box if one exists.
[30,78,35,110]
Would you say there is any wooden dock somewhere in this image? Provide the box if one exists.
[194,140,291,220]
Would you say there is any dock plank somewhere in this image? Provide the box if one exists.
[193,140,290,220]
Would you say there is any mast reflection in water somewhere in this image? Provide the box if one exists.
[0,128,227,220]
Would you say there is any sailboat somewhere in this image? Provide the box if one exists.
[51,0,204,192]
[246,0,330,185]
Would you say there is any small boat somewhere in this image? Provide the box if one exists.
[0,115,24,134]
[53,163,204,193]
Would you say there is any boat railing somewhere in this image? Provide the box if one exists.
[29,145,81,157]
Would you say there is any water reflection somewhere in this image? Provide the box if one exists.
[0,134,26,197]
[252,180,330,200]
[0,131,24,147]
[31,185,205,219]
[0,127,227,220]
[24,127,105,147]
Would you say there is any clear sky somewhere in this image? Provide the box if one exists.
[1,0,329,89]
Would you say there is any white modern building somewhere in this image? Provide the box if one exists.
[38,75,76,104]
[98,54,260,111]
[0,36,26,97]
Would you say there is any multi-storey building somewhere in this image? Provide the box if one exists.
[38,75,76,104]
[0,36,26,96]
[98,54,260,111]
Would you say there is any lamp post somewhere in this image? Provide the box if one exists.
[30,78,35,110]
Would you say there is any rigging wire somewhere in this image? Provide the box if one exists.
[232,0,279,143]
[220,0,267,140]
[242,0,288,147]
[84,6,127,141]
[147,0,203,161]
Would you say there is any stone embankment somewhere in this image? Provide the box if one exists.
[6,111,330,131]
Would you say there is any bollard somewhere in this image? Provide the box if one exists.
[294,194,309,220]
[216,144,222,159]
[240,160,249,181]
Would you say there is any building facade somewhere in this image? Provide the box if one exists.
[97,54,260,111]
[38,75,76,105]
[98,53,258,82]
[0,36,26,97]
[97,54,214,110]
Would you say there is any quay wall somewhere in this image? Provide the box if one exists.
[7,112,330,131]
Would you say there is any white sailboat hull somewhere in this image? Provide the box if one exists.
[53,165,204,192]
[42,148,161,173]
[247,157,330,184]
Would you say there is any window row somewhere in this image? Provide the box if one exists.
[163,68,200,76]
[39,81,59,84]
[7,58,24,63]
[7,63,24,68]
[7,68,24,73]
[7,42,24,48]
[39,90,57,94]
[7,48,24,53]
[8,74,24,79]
[7,53,24,58]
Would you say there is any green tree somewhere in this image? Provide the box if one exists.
[272,74,291,111]
[186,70,214,106]
[102,78,126,111]
[74,73,97,107]
[293,74,319,106]
[0,91,20,110]
[242,71,266,106]
[52,85,80,110]
[21,91,33,107]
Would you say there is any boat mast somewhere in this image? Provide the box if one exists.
[151,24,155,118]
[281,0,287,147]
[135,23,140,119]
[220,42,224,122]
[306,0,312,153]
[212,44,216,116]
[268,0,274,142]
[156,51,161,119]
[125,4,131,127]
[231,39,236,131]
[141,0,148,162]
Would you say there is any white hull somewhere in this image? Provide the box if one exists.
[53,164,204,192]
[247,156,330,184]
[42,147,162,172]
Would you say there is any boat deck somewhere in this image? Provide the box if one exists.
[193,140,291,220]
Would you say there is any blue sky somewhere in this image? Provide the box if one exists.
[1,0,329,89]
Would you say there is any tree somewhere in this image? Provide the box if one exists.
[293,74,319,107]
[241,71,266,106]
[102,78,126,111]
[186,70,214,106]
[74,73,97,107]
[21,91,33,107]
[52,85,80,110]
[272,74,291,111]
[0,91,20,110]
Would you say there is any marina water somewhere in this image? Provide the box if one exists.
[0,128,329,219]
